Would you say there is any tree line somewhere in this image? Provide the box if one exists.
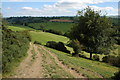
[5,16,119,26]
[5,16,75,26]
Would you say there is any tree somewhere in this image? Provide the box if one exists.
[69,7,116,59]
[71,40,81,55]
[39,25,45,31]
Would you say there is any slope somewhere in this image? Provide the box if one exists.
[11,43,84,78]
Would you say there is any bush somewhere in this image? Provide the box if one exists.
[70,40,81,55]
[63,32,69,37]
[46,41,70,53]
[46,41,57,49]
[93,55,100,61]
[78,51,87,58]
[2,26,30,74]
[79,54,87,58]
[112,70,120,80]
[102,56,109,63]
[102,55,120,67]
[34,41,42,45]
[45,29,63,35]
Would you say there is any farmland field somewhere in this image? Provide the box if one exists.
[28,22,74,33]
[8,25,34,31]
[29,31,69,45]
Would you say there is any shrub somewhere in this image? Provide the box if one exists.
[102,55,120,67]
[79,54,87,58]
[93,55,100,61]
[102,55,116,64]
[102,56,109,63]
[2,26,30,74]
[112,70,120,80]
[34,41,42,45]
[45,29,63,35]
[63,32,69,37]
[79,52,87,58]
[70,40,81,55]
[46,41,70,53]
[46,41,57,49]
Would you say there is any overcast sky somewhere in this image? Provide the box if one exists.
[2,0,119,17]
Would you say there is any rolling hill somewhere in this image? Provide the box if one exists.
[5,25,119,78]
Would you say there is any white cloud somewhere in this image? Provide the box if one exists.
[9,0,24,2]
[2,0,119,2]
[22,7,33,10]
[89,6,118,15]
[58,0,119,4]
[6,7,11,10]
[14,0,118,16]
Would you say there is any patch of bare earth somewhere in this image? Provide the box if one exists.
[11,43,43,78]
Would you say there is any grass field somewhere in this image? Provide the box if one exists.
[8,25,34,31]
[47,47,119,78]
[30,31,69,45]
[7,25,70,45]
[28,22,74,33]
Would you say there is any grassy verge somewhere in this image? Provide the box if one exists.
[38,46,74,78]
[47,47,119,78]
[31,47,38,62]
[3,50,29,77]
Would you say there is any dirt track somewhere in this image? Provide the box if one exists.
[39,45,85,78]
[12,43,43,78]
[11,43,86,78]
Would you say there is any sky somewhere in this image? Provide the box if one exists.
[1,0,119,17]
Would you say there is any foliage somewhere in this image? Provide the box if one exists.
[102,55,120,67]
[110,18,120,26]
[34,41,42,45]
[6,16,74,25]
[102,56,108,63]
[45,29,63,35]
[46,41,70,53]
[112,70,120,80]
[93,55,100,61]
[114,26,120,45]
[69,7,116,59]
[70,40,81,55]
[2,26,30,75]
[79,52,87,59]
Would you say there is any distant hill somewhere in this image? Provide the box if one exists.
[49,19,74,22]
[107,16,119,18]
